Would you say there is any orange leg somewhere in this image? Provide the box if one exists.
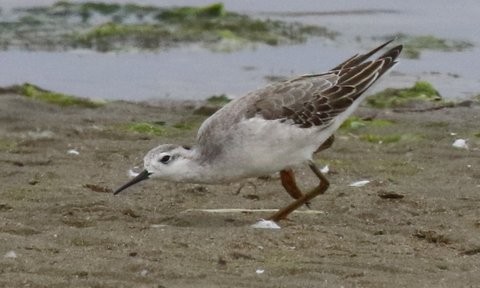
[269,161,330,222]
[273,135,335,221]
[280,169,311,208]
[280,169,303,199]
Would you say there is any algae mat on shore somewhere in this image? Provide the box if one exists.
[366,81,443,109]
[0,2,336,52]
[381,34,474,59]
[0,83,104,108]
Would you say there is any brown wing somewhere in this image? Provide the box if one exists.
[252,42,403,128]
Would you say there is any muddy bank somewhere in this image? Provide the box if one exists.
[0,88,480,287]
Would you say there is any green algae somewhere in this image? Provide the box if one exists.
[388,34,473,59]
[51,1,155,16]
[154,3,336,47]
[122,118,202,137]
[1,2,336,52]
[158,3,226,20]
[359,134,401,144]
[17,83,104,108]
[206,94,231,105]
[405,35,472,51]
[125,122,168,136]
[366,81,442,108]
[1,83,92,107]
[340,116,394,131]
[339,114,422,145]
[77,2,122,15]
[73,22,172,51]
[51,1,158,23]
[403,47,421,59]
[0,83,104,108]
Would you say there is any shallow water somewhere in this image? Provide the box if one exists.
[0,0,479,100]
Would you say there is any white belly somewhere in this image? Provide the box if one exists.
[208,117,327,181]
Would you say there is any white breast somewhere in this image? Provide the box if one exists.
[205,117,322,181]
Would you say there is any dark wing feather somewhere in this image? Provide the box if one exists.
[330,39,394,70]
[252,42,402,129]
[251,75,336,120]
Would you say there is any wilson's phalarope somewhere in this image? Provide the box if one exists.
[114,40,403,222]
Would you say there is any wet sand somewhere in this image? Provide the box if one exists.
[1,91,479,287]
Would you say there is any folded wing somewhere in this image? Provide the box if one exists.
[252,41,402,128]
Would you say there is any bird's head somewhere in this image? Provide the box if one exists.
[113,144,193,195]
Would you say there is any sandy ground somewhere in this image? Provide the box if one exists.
[0,92,480,287]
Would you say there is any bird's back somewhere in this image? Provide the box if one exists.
[196,41,403,167]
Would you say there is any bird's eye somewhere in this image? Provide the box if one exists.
[159,155,171,164]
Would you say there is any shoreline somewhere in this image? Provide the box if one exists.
[1,89,480,286]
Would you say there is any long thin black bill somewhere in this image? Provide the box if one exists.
[114,170,151,195]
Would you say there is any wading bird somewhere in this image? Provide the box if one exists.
[114,40,402,222]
